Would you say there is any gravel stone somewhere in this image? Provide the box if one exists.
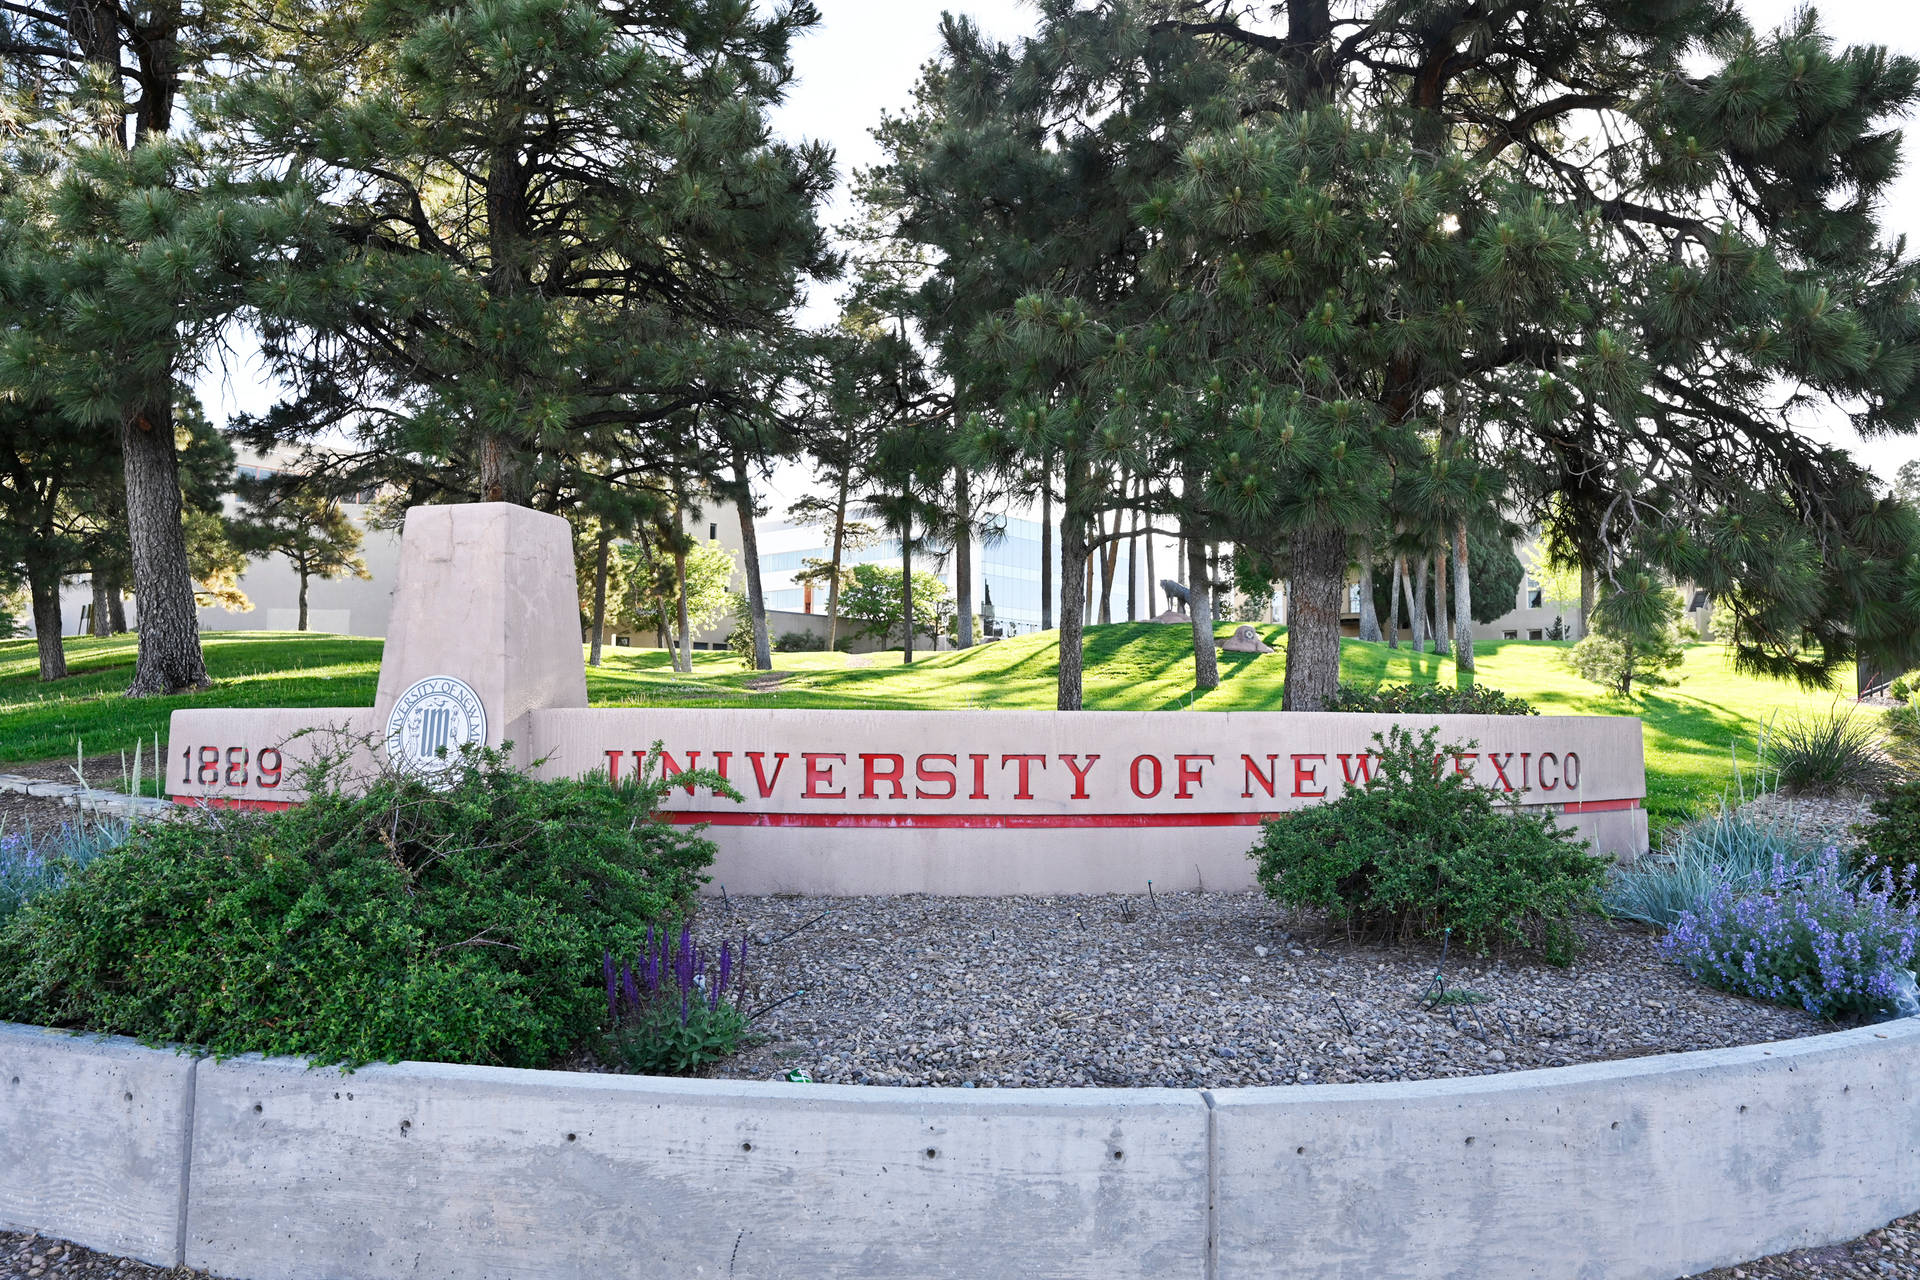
[0,1234,222,1279]
[628,890,1830,1092]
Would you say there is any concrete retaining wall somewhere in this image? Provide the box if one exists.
[5,1019,1917,1280]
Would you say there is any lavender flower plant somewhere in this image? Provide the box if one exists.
[0,820,124,924]
[1662,848,1920,1021]
[599,922,751,1075]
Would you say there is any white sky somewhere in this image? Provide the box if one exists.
[203,0,1920,487]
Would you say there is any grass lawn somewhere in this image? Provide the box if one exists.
[0,623,1865,831]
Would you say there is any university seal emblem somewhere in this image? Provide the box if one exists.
[385,675,488,777]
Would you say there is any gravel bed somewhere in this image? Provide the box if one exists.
[1684,1213,1920,1278]
[0,1234,219,1279]
[630,890,1829,1090]
[1741,791,1879,853]
[0,756,144,835]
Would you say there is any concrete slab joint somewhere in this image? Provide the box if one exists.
[5,1018,1919,1279]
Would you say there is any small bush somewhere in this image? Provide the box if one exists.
[1856,780,1920,891]
[1884,704,1920,775]
[1764,704,1900,796]
[0,821,125,925]
[1601,804,1826,928]
[600,922,750,1075]
[1662,850,1920,1020]
[775,630,825,653]
[0,743,732,1067]
[1324,683,1537,716]
[1250,725,1608,964]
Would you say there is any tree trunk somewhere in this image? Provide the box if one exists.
[297,568,310,631]
[955,467,974,648]
[1386,556,1402,649]
[1580,564,1596,639]
[674,540,691,674]
[1406,555,1428,652]
[1430,549,1450,657]
[1356,545,1382,642]
[1126,487,1140,623]
[1282,524,1346,711]
[1040,460,1053,632]
[89,570,112,637]
[1057,496,1087,710]
[106,569,127,633]
[901,506,915,663]
[826,468,848,651]
[26,554,67,681]
[1187,533,1219,691]
[478,433,516,505]
[121,402,210,695]
[731,455,770,670]
[1176,533,1188,611]
[1453,520,1475,674]
[1136,498,1152,617]
[588,527,611,666]
[1098,509,1117,624]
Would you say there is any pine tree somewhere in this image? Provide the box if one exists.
[226,0,833,518]
[236,483,371,631]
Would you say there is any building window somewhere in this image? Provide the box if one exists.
[1525,577,1543,609]
[1690,588,1708,610]
[614,636,630,647]
[708,522,717,541]
[1503,630,1518,640]
[1347,583,1362,613]
[1528,629,1544,641]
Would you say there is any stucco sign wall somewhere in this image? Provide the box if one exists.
[169,503,1648,895]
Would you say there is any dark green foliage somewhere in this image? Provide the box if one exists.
[1765,705,1902,796]
[776,631,826,653]
[1325,684,1537,716]
[604,1001,749,1076]
[1856,780,1920,891]
[0,745,729,1066]
[1250,726,1607,964]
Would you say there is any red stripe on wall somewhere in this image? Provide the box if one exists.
[172,796,296,812]
[661,811,1277,830]
[1558,798,1641,814]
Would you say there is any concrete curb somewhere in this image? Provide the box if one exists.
[4,1019,1917,1279]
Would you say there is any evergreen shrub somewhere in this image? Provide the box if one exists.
[1249,726,1607,964]
[775,630,825,652]
[1325,683,1536,716]
[0,743,730,1067]
[1857,781,1920,893]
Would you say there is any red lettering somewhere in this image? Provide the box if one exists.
[1538,752,1560,791]
[915,754,957,800]
[1521,752,1531,790]
[256,748,282,789]
[970,753,989,800]
[1175,754,1212,799]
[604,749,624,784]
[1058,753,1100,800]
[1242,754,1279,799]
[225,747,249,788]
[1452,752,1478,777]
[659,749,701,795]
[1291,754,1327,799]
[1337,753,1376,787]
[1130,754,1163,799]
[712,751,732,784]
[861,753,906,800]
[1002,753,1047,800]
[1486,752,1517,791]
[803,752,846,799]
[747,752,789,798]
[1564,752,1581,791]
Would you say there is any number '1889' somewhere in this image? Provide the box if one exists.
[179,746,283,789]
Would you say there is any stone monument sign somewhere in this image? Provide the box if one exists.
[170,504,1650,894]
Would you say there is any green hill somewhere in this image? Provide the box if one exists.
[0,624,1868,832]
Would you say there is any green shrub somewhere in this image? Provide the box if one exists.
[775,630,825,652]
[1324,683,1537,716]
[0,820,126,925]
[1856,780,1920,890]
[0,743,732,1067]
[1249,725,1608,964]
[1885,703,1920,775]
[1764,704,1900,796]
